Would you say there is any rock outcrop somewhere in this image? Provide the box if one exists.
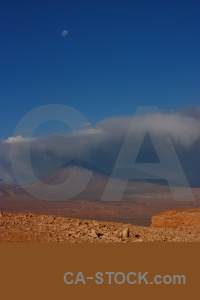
[151,208,200,234]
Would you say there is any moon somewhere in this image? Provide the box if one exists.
[62,30,68,37]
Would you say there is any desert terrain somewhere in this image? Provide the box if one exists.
[1,164,200,226]
[0,163,200,242]
[0,208,200,242]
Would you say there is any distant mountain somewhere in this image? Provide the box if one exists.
[38,160,118,201]
[41,159,109,185]
[2,159,197,203]
[6,160,112,201]
[61,159,109,176]
[1,160,200,225]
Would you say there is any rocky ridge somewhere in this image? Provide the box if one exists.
[151,208,200,234]
[0,208,200,242]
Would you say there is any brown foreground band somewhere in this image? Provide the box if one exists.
[0,243,199,299]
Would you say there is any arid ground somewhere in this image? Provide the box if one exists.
[0,208,200,243]
[1,171,200,243]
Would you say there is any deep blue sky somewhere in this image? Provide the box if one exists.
[0,0,199,138]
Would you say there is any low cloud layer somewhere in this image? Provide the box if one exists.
[0,108,200,187]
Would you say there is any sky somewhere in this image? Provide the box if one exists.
[0,0,200,189]
[0,0,200,139]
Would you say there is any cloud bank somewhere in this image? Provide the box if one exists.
[0,108,200,187]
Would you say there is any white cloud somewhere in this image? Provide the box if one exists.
[0,109,200,185]
[5,135,33,144]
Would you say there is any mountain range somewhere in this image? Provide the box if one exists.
[0,160,200,226]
